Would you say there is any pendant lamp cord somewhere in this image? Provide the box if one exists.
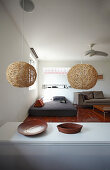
[21,0,24,60]
[81,54,83,64]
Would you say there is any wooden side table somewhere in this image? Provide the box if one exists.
[93,105,110,119]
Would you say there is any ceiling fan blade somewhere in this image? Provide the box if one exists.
[95,51,108,56]
[85,50,91,56]
[85,44,108,57]
[85,50,96,56]
[89,52,95,57]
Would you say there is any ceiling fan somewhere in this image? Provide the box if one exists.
[85,43,108,57]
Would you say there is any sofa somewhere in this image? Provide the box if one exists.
[74,91,110,106]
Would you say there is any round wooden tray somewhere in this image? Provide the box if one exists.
[17,120,48,136]
[57,123,83,134]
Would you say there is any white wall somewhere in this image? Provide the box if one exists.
[39,60,110,103]
[0,2,38,126]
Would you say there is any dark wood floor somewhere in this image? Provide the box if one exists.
[24,107,110,123]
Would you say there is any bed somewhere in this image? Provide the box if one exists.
[28,97,77,117]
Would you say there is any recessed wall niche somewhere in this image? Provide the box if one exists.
[43,67,70,86]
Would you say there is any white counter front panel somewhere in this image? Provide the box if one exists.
[0,122,110,170]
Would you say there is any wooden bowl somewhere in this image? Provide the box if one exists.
[57,123,83,134]
[17,120,48,136]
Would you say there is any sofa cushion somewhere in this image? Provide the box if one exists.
[93,91,104,99]
[82,92,93,99]
[85,98,110,104]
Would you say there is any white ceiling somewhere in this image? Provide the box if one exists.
[2,0,110,61]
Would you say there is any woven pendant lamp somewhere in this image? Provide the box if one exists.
[6,0,37,87]
[67,64,98,89]
[6,62,37,87]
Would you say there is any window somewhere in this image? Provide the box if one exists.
[29,53,37,90]
[43,67,70,74]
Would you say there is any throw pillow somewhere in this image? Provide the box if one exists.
[93,91,104,99]
[81,94,89,101]
[82,92,93,99]
[53,96,66,101]
[34,99,44,107]
[83,95,89,100]
[60,99,67,103]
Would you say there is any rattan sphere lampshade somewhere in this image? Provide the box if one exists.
[6,61,37,87]
[67,64,98,89]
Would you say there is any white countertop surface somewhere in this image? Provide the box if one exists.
[0,122,110,144]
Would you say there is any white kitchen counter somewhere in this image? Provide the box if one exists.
[0,122,110,144]
[1,122,110,170]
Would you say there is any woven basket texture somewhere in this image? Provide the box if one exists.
[6,61,37,87]
[67,64,98,89]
